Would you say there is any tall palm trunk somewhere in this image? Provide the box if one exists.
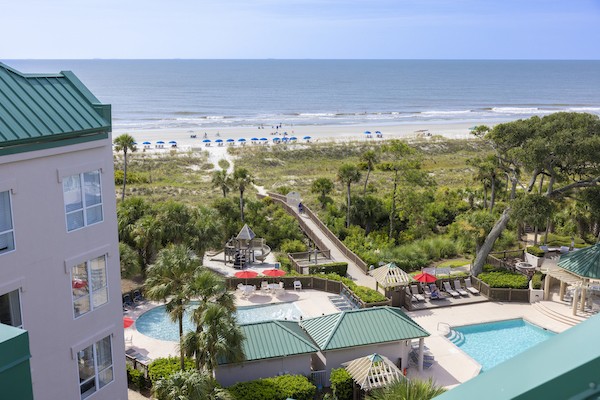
[179,316,185,370]
[121,150,128,201]
[346,183,351,228]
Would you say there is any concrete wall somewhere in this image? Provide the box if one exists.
[321,340,411,384]
[0,137,127,400]
[215,354,312,387]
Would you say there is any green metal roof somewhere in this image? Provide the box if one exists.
[300,306,429,351]
[220,320,319,365]
[0,62,111,155]
[558,243,600,280]
[433,315,600,400]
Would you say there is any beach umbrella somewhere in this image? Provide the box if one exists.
[251,137,258,141]
[273,137,281,142]
[235,270,258,285]
[303,136,311,140]
[142,141,151,145]
[364,131,372,135]
[263,269,286,278]
[123,316,135,329]
[289,137,297,141]
[215,139,223,143]
[282,137,288,142]
[156,141,165,144]
[238,138,246,142]
[413,272,437,283]
[226,138,235,142]
[260,137,268,141]
[169,140,177,144]
[202,139,211,143]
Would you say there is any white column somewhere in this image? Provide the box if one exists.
[418,338,424,372]
[544,274,551,300]
[572,287,579,316]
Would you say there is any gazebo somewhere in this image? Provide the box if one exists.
[369,262,413,290]
[555,243,600,314]
[343,353,405,397]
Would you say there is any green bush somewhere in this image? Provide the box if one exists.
[147,357,194,385]
[280,239,308,254]
[313,273,386,303]
[114,169,150,184]
[527,246,545,257]
[531,272,543,289]
[308,262,348,276]
[126,365,147,390]
[228,375,316,400]
[479,271,529,289]
[330,368,353,400]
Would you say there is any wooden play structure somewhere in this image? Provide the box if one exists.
[224,224,271,269]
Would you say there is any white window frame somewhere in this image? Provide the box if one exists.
[63,170,103,232]
[77,335,113,399]
[71,255,109,319]
[0,189,15,255]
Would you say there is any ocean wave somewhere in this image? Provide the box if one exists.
[419,110,473,116]
[567,107,600,112]
[490,107,554,114]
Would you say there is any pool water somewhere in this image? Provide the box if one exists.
[136,302,303,342]
[447,319,556,371]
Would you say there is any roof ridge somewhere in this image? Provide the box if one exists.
[275,320,320,351]
[383,306,429,334]
[321,311,346,350]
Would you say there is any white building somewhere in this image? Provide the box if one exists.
[0,63,127,399]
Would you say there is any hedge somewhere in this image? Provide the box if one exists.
[126,365,147,391]
[478,271,529,289]
[531,272,543,290]
[526,246,545,257]
[330,368,353,400]
[147,357,195,385]
[314,273,387,303]
[307,262,348,276]
[228,375,316,400]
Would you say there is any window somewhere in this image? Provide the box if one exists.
[0,290,22,328]
[0,190,15,254]
[78,336,113,399]
[72,256,108,318]
[63,170,103,231]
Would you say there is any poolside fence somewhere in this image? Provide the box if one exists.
[470,275,530,302]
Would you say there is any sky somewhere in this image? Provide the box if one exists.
[2,0,600,59]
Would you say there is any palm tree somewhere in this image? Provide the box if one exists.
[337,164,362,228]
[232,167,254,222]
[366,378,446,400]
[153,369,231,400]
[145,245,200,370]
[182,270,244,372]
[113,134,137,201]
[360,150,379,195]
[131,214,163,277]
[211,169,232,198]
[311,177,334,209]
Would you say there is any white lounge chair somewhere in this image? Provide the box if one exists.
[453,280,469,296]
[260,281,270,294]
[293,280,302,291]
[410,284,425,302]
[442,281,460,298]
[464,277,480,295]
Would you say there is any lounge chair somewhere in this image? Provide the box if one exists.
[293,280,302,291]
[464,277,480,295]
[260,281,270,295]
[133,289,144,304]
[123,294,135,309]
[422,284,432,298]
[453,280,469,296]
[442,281,460,298]
[410,285,425,302]
[429,284,442,300]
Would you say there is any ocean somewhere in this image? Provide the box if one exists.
[5,59,600,131]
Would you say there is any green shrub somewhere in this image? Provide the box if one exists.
[280,239,308,254]
[527,246,545,257]
[229,375,316,400]
[330,368,353,400]
[479,271,529,289]
[147,357,194,385]
[313,273,386,303]
[531,272,543,289]
[126,365,147,390]
[114,169,150,184]
[308,262,349,276]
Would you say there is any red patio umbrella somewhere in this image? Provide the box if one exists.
[413,272,437,283]
[262,269,286,278]
[234,270,259,285]
[123,316,135,329]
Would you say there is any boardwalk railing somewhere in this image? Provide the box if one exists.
[262,192,369,273]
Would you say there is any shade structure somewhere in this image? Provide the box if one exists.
[226,138,235,142]
[558,243,600,280]
[238,138,246,142]
[375,131,381,134]
[289,137,297,141]
[169,140,177,144]
[273,137,281,142]
[142,141,151,145]
[251,137,258,141]
[303,136,311,140]
[123,316,135,329]
[156,140,165,144]
[343,353,404,391]
[235,270,259,279]
[263,269,286,277]
[364,131,372,135]
[369,262,412,289]
[260,137,268,141]
[413,272,437,283]
[215,139,223,143]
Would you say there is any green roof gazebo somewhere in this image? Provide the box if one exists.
[557,243,600,314]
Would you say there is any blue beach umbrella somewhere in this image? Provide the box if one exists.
[303,136,311,140]
[260,138,268,141]
[375,131,381,135]
[251,137,258,141]
[202,139,211,143]
[169,140,177,144]
[156,141,165,144]
[238,138,246,142]
[226,138,234,142]
[273,137,280,142]
[289,137,297,141]
[364,131,371,135]
[142,141,151,145]
[215,139,223,143]
[282,137,288,142]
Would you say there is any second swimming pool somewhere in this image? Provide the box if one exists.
[447,318,556,371]
[136,302,303,342]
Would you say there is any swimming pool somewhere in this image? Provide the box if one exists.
[447,319,556,371]
[136,302,303,342]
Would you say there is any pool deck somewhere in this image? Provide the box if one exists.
[405,300,575,388]
[124,289,340,360]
